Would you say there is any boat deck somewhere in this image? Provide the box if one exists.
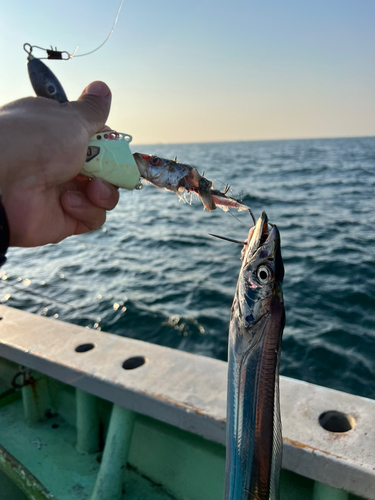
[0,304,374,500]
[0,397,177,500]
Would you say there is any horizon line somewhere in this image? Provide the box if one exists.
[131,134,375,147]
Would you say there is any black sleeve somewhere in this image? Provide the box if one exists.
[0,194,9,267]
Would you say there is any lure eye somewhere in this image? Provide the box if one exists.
[47,84,57,96]
[150,156,161,167]
[257,265,272,284]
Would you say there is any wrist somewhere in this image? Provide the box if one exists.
[0,190,10,265]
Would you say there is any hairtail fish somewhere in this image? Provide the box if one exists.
[225,211,285,500]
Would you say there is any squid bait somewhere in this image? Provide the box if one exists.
[133,153,254,218]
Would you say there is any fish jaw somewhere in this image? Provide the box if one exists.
[235,212,283,336]
[132,153,150,179]
[241,211,268,264]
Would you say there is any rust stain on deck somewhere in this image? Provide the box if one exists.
[283,437,343,460]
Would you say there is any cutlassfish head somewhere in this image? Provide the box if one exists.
[234,211,284,330]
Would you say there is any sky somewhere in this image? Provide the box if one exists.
[0,0,374,144]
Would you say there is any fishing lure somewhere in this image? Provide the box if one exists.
[24,49,255,220]
[24,14,255,218]
[24,46,140,191]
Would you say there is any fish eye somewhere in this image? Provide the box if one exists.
[257,265,272,284]
[150,156,161,166]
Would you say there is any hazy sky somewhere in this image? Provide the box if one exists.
[1,0,374,144]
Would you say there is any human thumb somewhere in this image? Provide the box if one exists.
[72,81,112,137]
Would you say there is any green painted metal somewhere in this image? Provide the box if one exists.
[0,398,100,499]
[313,481,349,500]
[0,398,173,500]
[0,468,29,500]
[0,444,56,500]
[91,405,136,500]
[279,470,315,500]
[21,373,54,426]
[76,389,100,454]
[0,387,20,409]
[130,413,225,500]
[0,359,370,500]
[22,384,40,425]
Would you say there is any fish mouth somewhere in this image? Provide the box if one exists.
[133,153,150,176]
[241,211,278,263]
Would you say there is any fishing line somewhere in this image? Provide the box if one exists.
[0,281,103,326]
[24,0,124,60]
[227,210,249,227]
[0,281,81,310]
[72,0,124,58]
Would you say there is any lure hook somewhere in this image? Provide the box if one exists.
[247,208,256,225]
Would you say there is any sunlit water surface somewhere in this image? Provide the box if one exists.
[2,137,375,399]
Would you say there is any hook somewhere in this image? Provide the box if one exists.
[209,234,247,245]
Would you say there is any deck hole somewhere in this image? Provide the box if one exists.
[52,423,59,429]
[75,343,95,353]
[122,356,147,370]
[319,410,355,433]
[45,410,58,419]
[0,316,2,320]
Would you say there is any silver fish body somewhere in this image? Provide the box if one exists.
[225,212,285,500]
[133,153,252,215]
[133,153,199,193]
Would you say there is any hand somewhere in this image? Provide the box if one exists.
[0,81,120,247]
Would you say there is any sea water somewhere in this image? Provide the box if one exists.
[2,137,374,399]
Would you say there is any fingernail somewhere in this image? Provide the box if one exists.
[83,81,111,98]
[67,191,84,207]
[100,181,113,200]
